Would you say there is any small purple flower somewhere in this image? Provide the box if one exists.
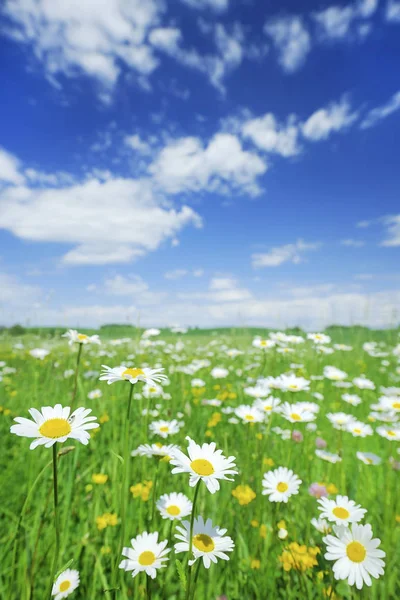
[315,437,327,449]
[308,482,328,498]
[292,430,303,443]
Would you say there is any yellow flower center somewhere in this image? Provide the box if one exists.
[122,368,145,379]
[332,507,350,519]
[190,458,215,476]
[60,580,71,592]
[277,482,288,493]
[138,550,156,566]
[149,387,157,393]
[289,385,298,390]
[264,405,272,411]
[166,505,181,516]
[392,402,400,409]
[77,334,88,342]
[291,413,301,421]
[192,533,215,553]
[353,428,362,434]
[387,430,396,436]
[160,426,169,432]
[346,541,366,563]
[260,340,267,346]
[39,418,71,439]
[245,414,255,421]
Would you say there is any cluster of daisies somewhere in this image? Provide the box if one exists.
[120,436,237,579]
[8,325,399,597]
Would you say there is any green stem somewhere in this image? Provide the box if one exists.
[71,343,83,410]
[186,482,201,600]
[150,460,160,524]
[47,444,60,599]
[7,459,52,595]
[113,383,134,599]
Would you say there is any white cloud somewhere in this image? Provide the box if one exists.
[0,176,202,265]
[179,0,229,10]
[313,5,356,39]
[360,90,400,129]
[242,113,300,157]
[124,134,153,155]
[149,23,244,91]
[149,133,267,196]
[3,0,163,92]
[252,240,320,268]
[193,269,204,277]
[340,239,365,247]
[104,274,149,295]
[264,15,311,73]
[148,27,182,53]
[356,219,372,228]
[386,0,400,21]
[358,0,378,18]
[381,214,400,247]
[164,269,188,280]
[0,272,41,306]
[0,147,24,185]
[302,98,358,141]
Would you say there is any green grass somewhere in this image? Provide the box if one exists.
[0,328,399,599]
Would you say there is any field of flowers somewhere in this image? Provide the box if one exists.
[1,326,400,600]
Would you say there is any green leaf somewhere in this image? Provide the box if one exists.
[54,558,74,580]
[176,559,187,591]
[110,450,124,464]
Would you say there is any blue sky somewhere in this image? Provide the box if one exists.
[0,0,399,329]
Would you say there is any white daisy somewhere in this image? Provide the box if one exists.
[210,367,229,379]
[342,394,362,406]
[376,426,400,441]
[262,466,302,503]
[311,518,331,534]
[279,402,316,424]
[62,329,101,345]
[317,495,367,526]
[119,531,170,579]
[252,338,275,350]
[149,419,182,439]
[356,452,382,466]
[132,443,178,459]
[10,404,99,449]
[276,374,310,393]
[315,449,342,463]
[254,397,281,414]
[170,436,237,494]
[307,332,331,344]
[327,412,356,431]
[174,516,234,568]
[142,383,164,398]
[29,348,50,360]
[157,492,192,521]
[323,524,385,590]
[234,404,265,424]
[378,396,400,413]
[87,389,102,400]
[353,376,375,390]
[52,569,80,599]
[323,366,348,381]
[99,365,167,386]
[346,421,373,438]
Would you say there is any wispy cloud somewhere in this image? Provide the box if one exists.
[252,240,321,268]
[360,90,400,129]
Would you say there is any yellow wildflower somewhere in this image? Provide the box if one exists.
[92,473,108,484]
[279,542,320,572]
[232,485,256,506]
[251,559,261,570]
